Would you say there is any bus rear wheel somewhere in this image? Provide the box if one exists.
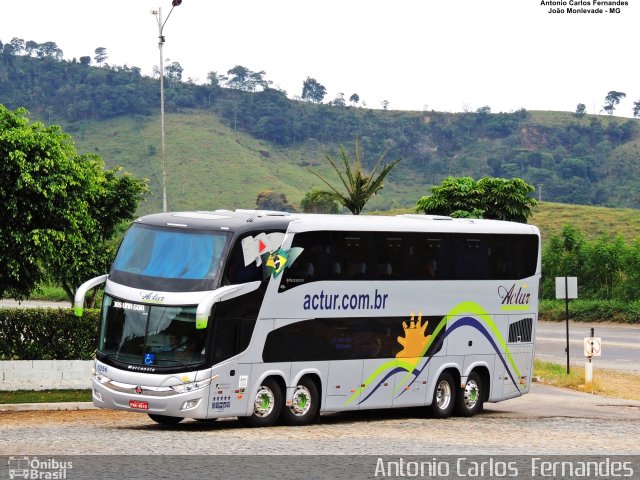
[430,371,456,419]
[455,372,483,417]
[281,377,320,426]
[242,378,283,428]
[148,414,184,425]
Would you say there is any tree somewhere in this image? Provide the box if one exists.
[226,65,270,92]
[416,176,537,223]
[165,61,183,83]
[574,103,586,118]
[256,190,293,211]
[207,70,221,87]
[37,41,63,60]
[94,47,108,66]
[349,93,360,106]
[603,91,626,116]
[331,93,346,107]
[0,105,147,301]
[9,37,25,55]
[300,190,340,213]
[308,138,401,215]
[79,56,91,66]
[25,40,38,57]
[301,77,327,103]
[415,177,485,219]
[633,100,640,119]
[48,165,148,303]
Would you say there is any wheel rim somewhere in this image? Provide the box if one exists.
[464,380,479,409]
[289,385,312,416]
[436,379,452,410]
[253,386,275,417]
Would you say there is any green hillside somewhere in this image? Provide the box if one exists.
[70,111,428,214]
[530,202,640,241]
[2,51,640,213]
[69,108,640,218]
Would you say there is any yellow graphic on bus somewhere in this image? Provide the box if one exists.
[396,311,431,358]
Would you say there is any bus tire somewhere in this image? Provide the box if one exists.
[455,371,483,417]
[243,378,283,428]
[148,414,184,425]
[430,371,456,419]
[281,377,320,426]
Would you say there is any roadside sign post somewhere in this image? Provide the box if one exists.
[555,276,578,374]
[584,327,602,392]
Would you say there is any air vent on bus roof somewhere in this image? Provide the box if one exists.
[398,214,453,221]
[172,212,231,220]
[236,209,291,221]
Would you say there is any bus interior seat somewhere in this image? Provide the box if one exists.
[332,262,342,277]
[303,262,315,278]
[347,261,366,279]
[376,263,392,279]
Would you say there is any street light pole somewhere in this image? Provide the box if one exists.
[153,0,182,212]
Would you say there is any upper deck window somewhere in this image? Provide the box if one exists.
[110,223,229,292]
[279,230,539,290]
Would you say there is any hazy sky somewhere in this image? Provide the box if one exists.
[1,0,637,116]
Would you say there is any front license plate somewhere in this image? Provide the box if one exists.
[129,400,149,410]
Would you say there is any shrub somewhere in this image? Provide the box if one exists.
[0,308,99,360]
[540,299,640,324]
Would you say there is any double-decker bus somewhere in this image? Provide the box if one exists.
[75,209,540,426]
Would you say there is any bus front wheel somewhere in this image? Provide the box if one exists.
[148,414,184,425]
[242,378,283,428]
[281,377,320,426]
[430,371,456,419]
[455,371,483,417]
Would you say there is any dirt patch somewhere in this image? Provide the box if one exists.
[0,409,140,427]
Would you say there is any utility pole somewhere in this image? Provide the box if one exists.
[152,0,183,212]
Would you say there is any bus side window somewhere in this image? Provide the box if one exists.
[279,231,330,291]
[374,234,405,280]
[413,235,447,280]
[332,233,370,280]
[223,237,265,285]
[452,237,490,280]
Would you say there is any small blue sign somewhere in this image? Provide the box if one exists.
[144,353,155,365]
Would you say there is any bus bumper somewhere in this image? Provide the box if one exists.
[91,377,211,419]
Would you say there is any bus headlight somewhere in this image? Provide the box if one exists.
[180,400,200,411]
[170,374,219,394]
[94,373,111,385]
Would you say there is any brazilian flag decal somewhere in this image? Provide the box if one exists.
[264,247,303,278]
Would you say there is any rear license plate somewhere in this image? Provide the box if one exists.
[129,400,149,410]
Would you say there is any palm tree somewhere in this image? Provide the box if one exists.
[308,138,400,215]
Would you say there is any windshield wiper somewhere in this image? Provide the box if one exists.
[99,351,200,370]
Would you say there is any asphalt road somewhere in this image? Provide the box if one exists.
[536,321,640,372]
[1,384,639,458]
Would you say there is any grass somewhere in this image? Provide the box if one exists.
[0,389,92,404]
[533,359,640,401]
[375,202,640,244]
[530,202,640,241]
[28,283,69,302]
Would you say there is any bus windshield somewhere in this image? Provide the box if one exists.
[99,295,206,367]
[110,223,229,291]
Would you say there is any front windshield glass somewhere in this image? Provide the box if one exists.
[110,223,228,291]
[99,295,206,367]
